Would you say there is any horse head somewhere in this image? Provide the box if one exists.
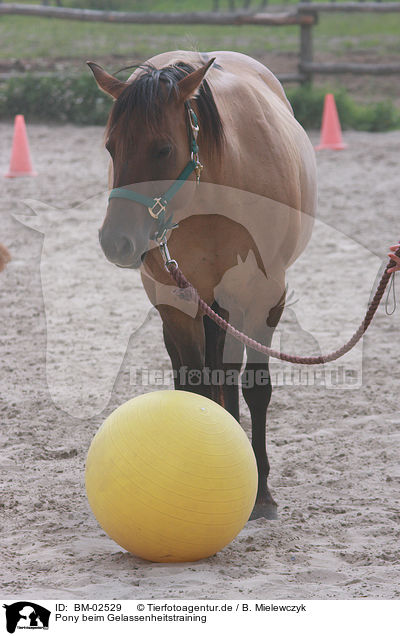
[88,58,221,269]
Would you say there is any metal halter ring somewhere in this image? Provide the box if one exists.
[159,238,178,270]
[148,197,167,219]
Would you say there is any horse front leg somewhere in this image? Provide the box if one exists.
[158,305,211,399]
[219,307,245,422]
[162,324,181,390]
[203,302,244,420]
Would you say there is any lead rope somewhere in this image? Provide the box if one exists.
[159,244,400,365]
[385,271,396,316]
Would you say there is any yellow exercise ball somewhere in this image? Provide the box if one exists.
[85,390,258,562]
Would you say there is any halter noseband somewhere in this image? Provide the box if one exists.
[108,104,203,243]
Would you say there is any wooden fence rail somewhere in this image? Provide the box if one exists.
[0,3,315,24]
[301,61,400,75]
[298,2,400,12]
[0,3,400,85]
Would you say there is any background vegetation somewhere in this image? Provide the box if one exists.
[1,73,399,130]
[1,0,400,128]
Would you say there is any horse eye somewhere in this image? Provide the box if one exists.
[156,144,172,159]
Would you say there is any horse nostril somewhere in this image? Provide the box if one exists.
[99,230,133,265]
[117,236,132,259]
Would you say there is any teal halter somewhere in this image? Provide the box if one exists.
[108,105,203,243]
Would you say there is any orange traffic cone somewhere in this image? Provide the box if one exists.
[5,114,37,177]
[315,93,347,151]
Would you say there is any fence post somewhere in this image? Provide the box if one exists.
[299,0,315,85]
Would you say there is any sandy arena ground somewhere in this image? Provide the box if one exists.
[1,122,400,600]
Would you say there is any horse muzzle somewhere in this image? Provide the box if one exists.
[98,227,144,269]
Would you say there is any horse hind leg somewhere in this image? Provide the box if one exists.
[243,288,285,521]
[242,342,278,521]
[240,298,285,521]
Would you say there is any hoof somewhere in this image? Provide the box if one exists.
[249,501,278,521]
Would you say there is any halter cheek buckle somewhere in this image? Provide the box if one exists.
[188,107,199,134]
[148,197,167,219]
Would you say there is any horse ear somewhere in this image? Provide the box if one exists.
[177,58,216,102]
[87,62,126,99]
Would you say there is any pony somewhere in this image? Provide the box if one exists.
[88,50,317,519]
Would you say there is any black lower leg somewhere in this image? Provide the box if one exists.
[242,358,277,520]
[162,317,210,399]
[204,303,242,421]
[203,305,224,405]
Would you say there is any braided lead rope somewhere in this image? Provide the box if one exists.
[165,247,400,365]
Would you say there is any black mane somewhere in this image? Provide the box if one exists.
[107,61,224,157]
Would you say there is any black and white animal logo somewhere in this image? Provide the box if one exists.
[3,602,50,634]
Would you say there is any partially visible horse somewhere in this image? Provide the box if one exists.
[0,244,11,272]
[89,51,316,519]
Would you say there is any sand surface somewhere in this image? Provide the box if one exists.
[1,123,400,600]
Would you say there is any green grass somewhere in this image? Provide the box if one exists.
[1,17,293,60]
[1,12,400,61]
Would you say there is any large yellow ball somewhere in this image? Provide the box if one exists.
[85,390,258,562]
